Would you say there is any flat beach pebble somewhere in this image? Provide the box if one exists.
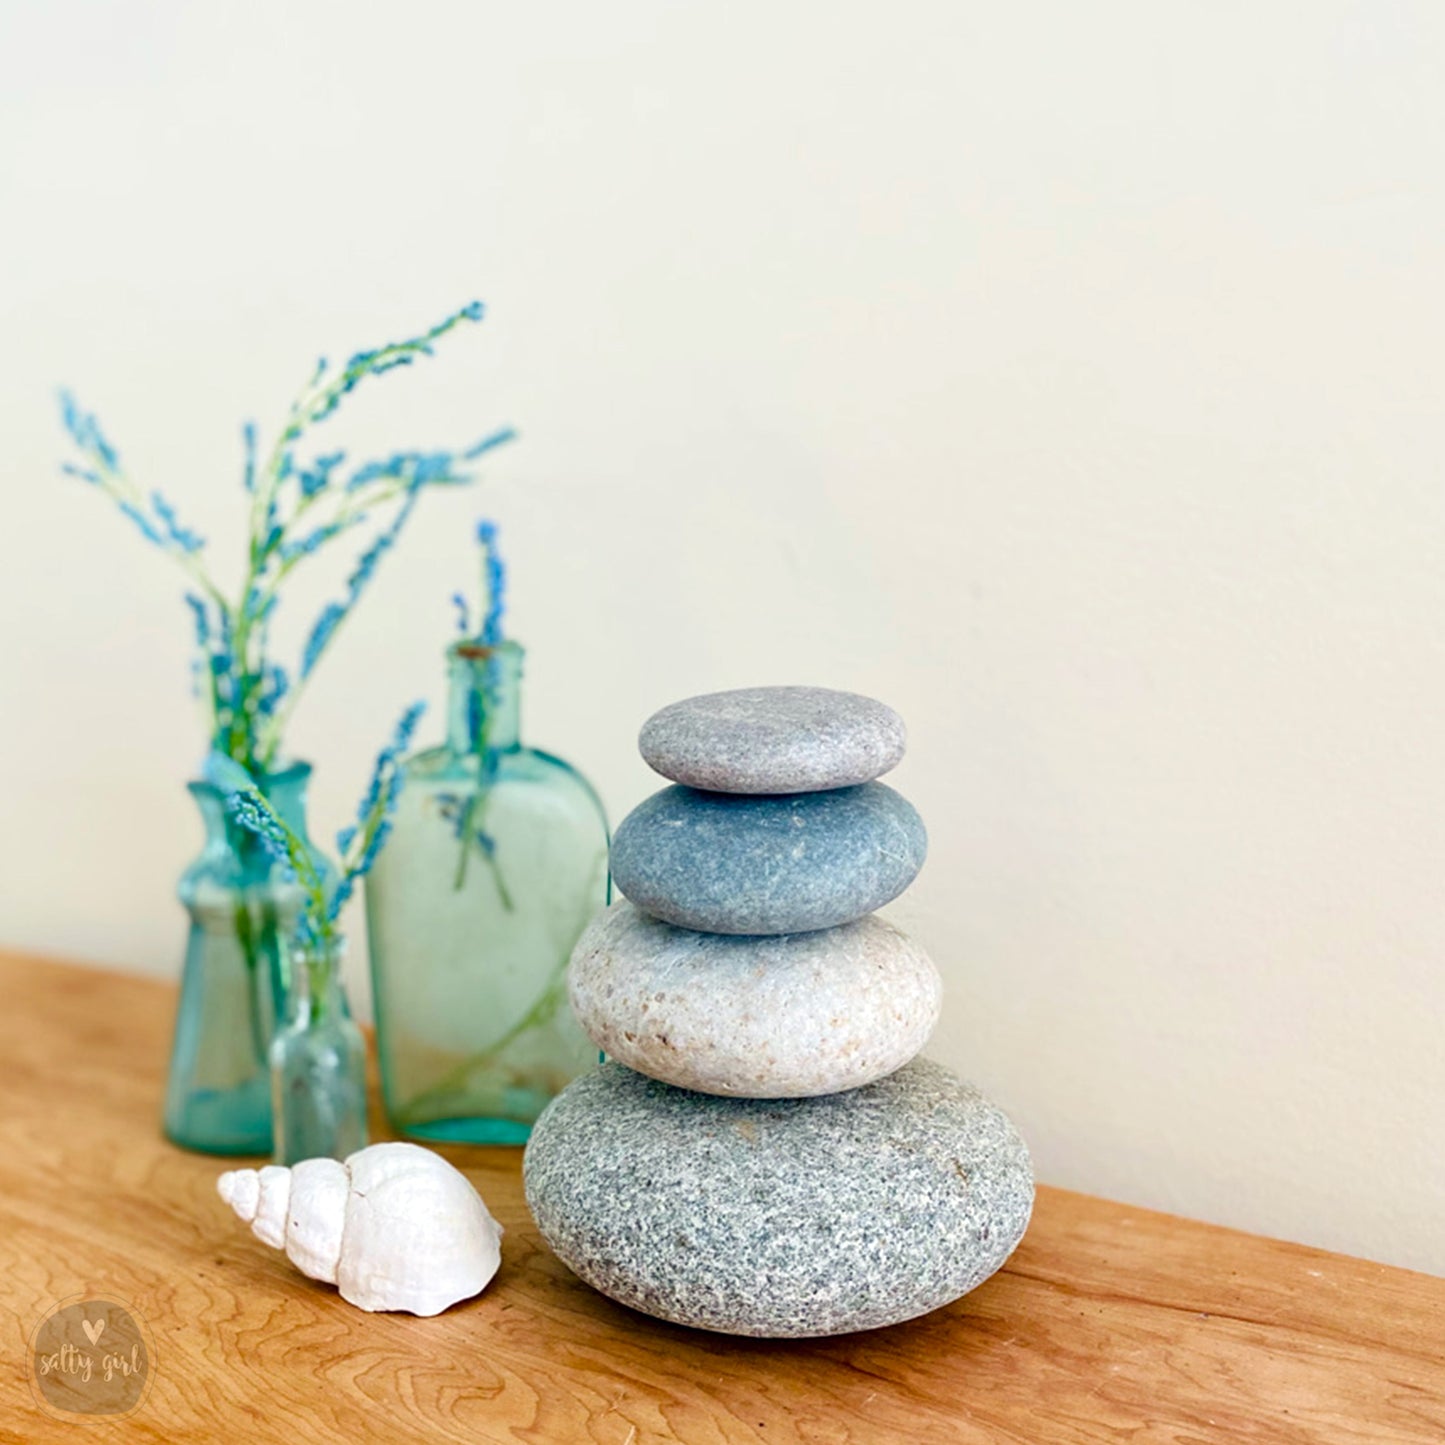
[523,1058,1034,1338]
[639,686,906,794]
[609,782,927,935]
[568,901,942,1097]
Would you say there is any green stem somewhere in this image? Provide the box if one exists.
[453,792,477,890]
[395,959,570,1125]
[232,898,270,1064]
[452,788,514,909]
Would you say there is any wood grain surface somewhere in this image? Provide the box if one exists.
[0,951,1441,1444]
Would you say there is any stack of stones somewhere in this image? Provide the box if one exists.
[523,686,1034,1339]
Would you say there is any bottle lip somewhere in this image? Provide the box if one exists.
[186,757,313,794]
[288,934,348,965]
[448,637,524,664]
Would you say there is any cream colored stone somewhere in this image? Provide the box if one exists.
[569,901,941,1097]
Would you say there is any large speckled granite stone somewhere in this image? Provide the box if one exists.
[568,901,941,1097]
[523,1058,1034,1338]
[610,783,927,935]
[639,686,906,794]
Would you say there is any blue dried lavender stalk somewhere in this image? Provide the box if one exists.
[447,519,513,900]
[205,700,424,947]
[59,303,514,778]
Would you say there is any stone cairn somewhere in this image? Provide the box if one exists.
[523,686,1034,1338]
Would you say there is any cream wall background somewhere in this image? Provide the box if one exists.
[2,2,1442,1273]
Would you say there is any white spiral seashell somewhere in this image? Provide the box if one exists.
[218,1142,503,1316]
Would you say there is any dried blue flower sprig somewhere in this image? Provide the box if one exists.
[451,517,507,645]
[204,701,425,948]
[60,304,513,777]
[452,516,510,767]
[443,519,514,900]
[475,518,507,647]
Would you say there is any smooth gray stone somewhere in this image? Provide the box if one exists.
[523,1058,1034,1338]
[569,901,942,1097]
[610,783,927,935]
[639,685,906,794]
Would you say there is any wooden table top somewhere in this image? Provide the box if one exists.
[1,951,1441,1444]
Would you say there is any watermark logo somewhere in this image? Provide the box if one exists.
[29,1296,154,1419]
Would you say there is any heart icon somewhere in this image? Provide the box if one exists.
[82,1318,105,1346]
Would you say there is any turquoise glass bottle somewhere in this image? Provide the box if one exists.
[365,640,608,1144]
[164,761,331,1155]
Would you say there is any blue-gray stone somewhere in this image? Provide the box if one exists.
[523,1058,1034,1338]
[639,686,906,794]
[609,783,927,935]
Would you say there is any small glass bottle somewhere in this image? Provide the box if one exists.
[270,937,369,1164]
[365,640,608,1144]
[165,761,327,1155]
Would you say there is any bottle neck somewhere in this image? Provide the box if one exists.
[189,760,315,886]
[286,939,347,1027]
[447,641,523,759]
